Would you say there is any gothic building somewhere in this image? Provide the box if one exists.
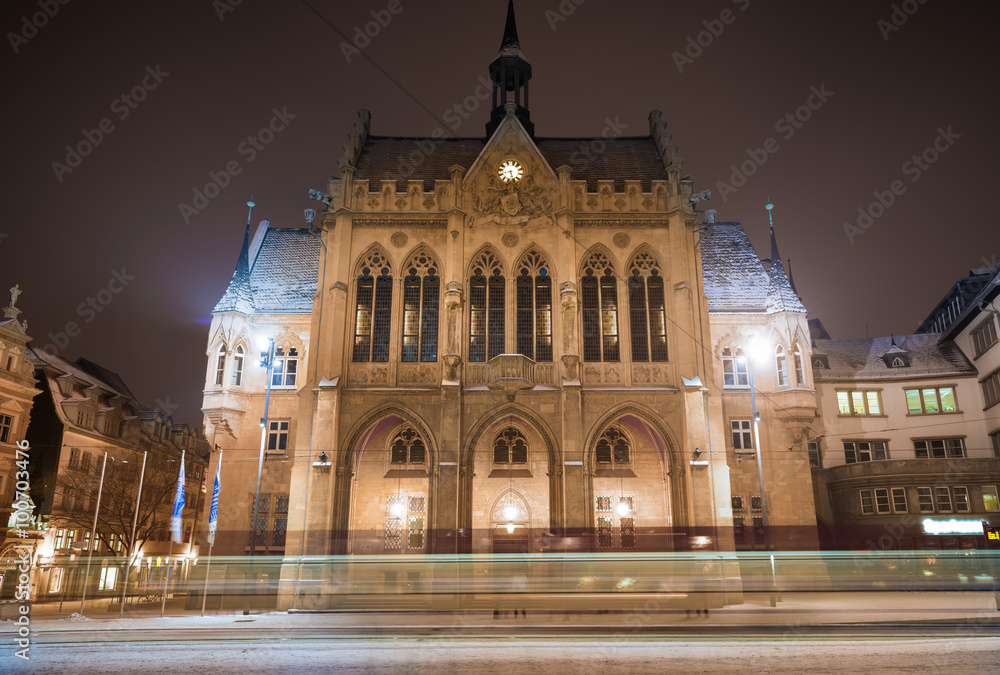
[200,2,820,607]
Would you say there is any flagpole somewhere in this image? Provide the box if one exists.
[162,449,185,618]
[80,451,108,615]
[120,451,147,619]
[201,449,222,617]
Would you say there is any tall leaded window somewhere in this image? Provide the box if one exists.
[494,427,528,464]
[469,249,505,362]
[390,427,426,465]
[627,251,668,362]
[775,345,788,386]
[353,250,393,362]
[595,426,630,465]
[516,249,553,362]
[214,344,227,386]
[793,343,805,385]
[271,347,298,386]
[581,252,619,362]
[231,345,244,386]
[722,347,748,387]
[402,249,440,362]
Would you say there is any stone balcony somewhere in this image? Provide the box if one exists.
[824,457,1000,488]
[465,354,555,391]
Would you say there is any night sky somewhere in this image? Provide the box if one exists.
[2,0,997,424]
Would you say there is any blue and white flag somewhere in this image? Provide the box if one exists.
[207,456,221,546]
[170,451,186,543]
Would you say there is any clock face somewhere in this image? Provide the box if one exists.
[498,159,524,183]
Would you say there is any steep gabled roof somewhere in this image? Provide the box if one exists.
[353,136,670,193]
[213,223,322,315]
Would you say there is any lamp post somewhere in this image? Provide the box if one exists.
[739,339,779,607]
[244,336,275,615]
[119,451,147,618]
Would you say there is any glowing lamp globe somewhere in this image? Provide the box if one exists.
[503,504,518,522]
[390,501,405,518]
[617,501,630,516]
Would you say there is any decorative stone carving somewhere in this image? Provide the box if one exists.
[444,282,463,310]
[612,232,630,249]
[443,355,461,383]
[559,281,577,311]
[390,232,408,248]
[561,354,579,383]
[501,232,519,248]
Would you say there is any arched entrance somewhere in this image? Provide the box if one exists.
[491,489,531,553]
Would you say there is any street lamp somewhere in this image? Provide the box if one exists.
[79,452,109,614]
[244,335,276,615]
[738,338,779,607]
[119,451,147,619]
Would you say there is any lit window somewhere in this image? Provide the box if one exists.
[231,345,244,386]
[595,494,636,550]
[982,370,1000,410]
[627,251,668,363]
[0,414,11,443]
[905,387,957,414]
[493,427,528,464]
[267,421,289,451]
[914,438,965,459]
[215,344,226,386]
[775,345,787,386]
[722,347,748,387]
[469,250,505,363]
[837,390,882,416]
[271,347,298,387]
[353,250,393,363]
[983,486,999,511]
[384,494,426,551]
[516,249,553,362]
[793,343,805,385]
[401,249,440,363]
[844,441,887,463]
[891,487,907,513]
[972,317,998,357]
[389,427,426,465]
[731,419,753,450]
[581,252,619,362]
[595,427,630,465]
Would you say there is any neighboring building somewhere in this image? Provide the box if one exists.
[24,347,208,602]
[0,285,43,598]
[199,3,824,609]
[809,261,1000,552]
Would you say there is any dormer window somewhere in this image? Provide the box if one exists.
[812,355,829,369]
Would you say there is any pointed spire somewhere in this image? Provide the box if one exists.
[213,199,257,314]
[786,258,798,294]
[766,200,780,263]
[499,0,521,54]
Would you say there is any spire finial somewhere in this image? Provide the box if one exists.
[501,0,520,51]
[246,195,256,224]
[766,200,780,263]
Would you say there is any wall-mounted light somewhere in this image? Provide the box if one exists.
[693,447,702,458]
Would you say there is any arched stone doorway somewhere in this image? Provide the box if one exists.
[490,489,531,553]
[584,408,684,551]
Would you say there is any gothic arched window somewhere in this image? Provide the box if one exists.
[581,252,619,362]
[775,344,788,386]
[516,250,553,362]
[627,252,668,362]
[389,427,426,465]
[595,426,630,465]
[401,250,440,362]
[231,345,244,386]
[793,343,805,385]
[469,250,505,362]
[353,250,393,362]
[493,427,528,464]
[214,344,227,386]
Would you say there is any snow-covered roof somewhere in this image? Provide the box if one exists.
[700,221,806,314]
[214,223,322,314]
[812,333,975,381]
